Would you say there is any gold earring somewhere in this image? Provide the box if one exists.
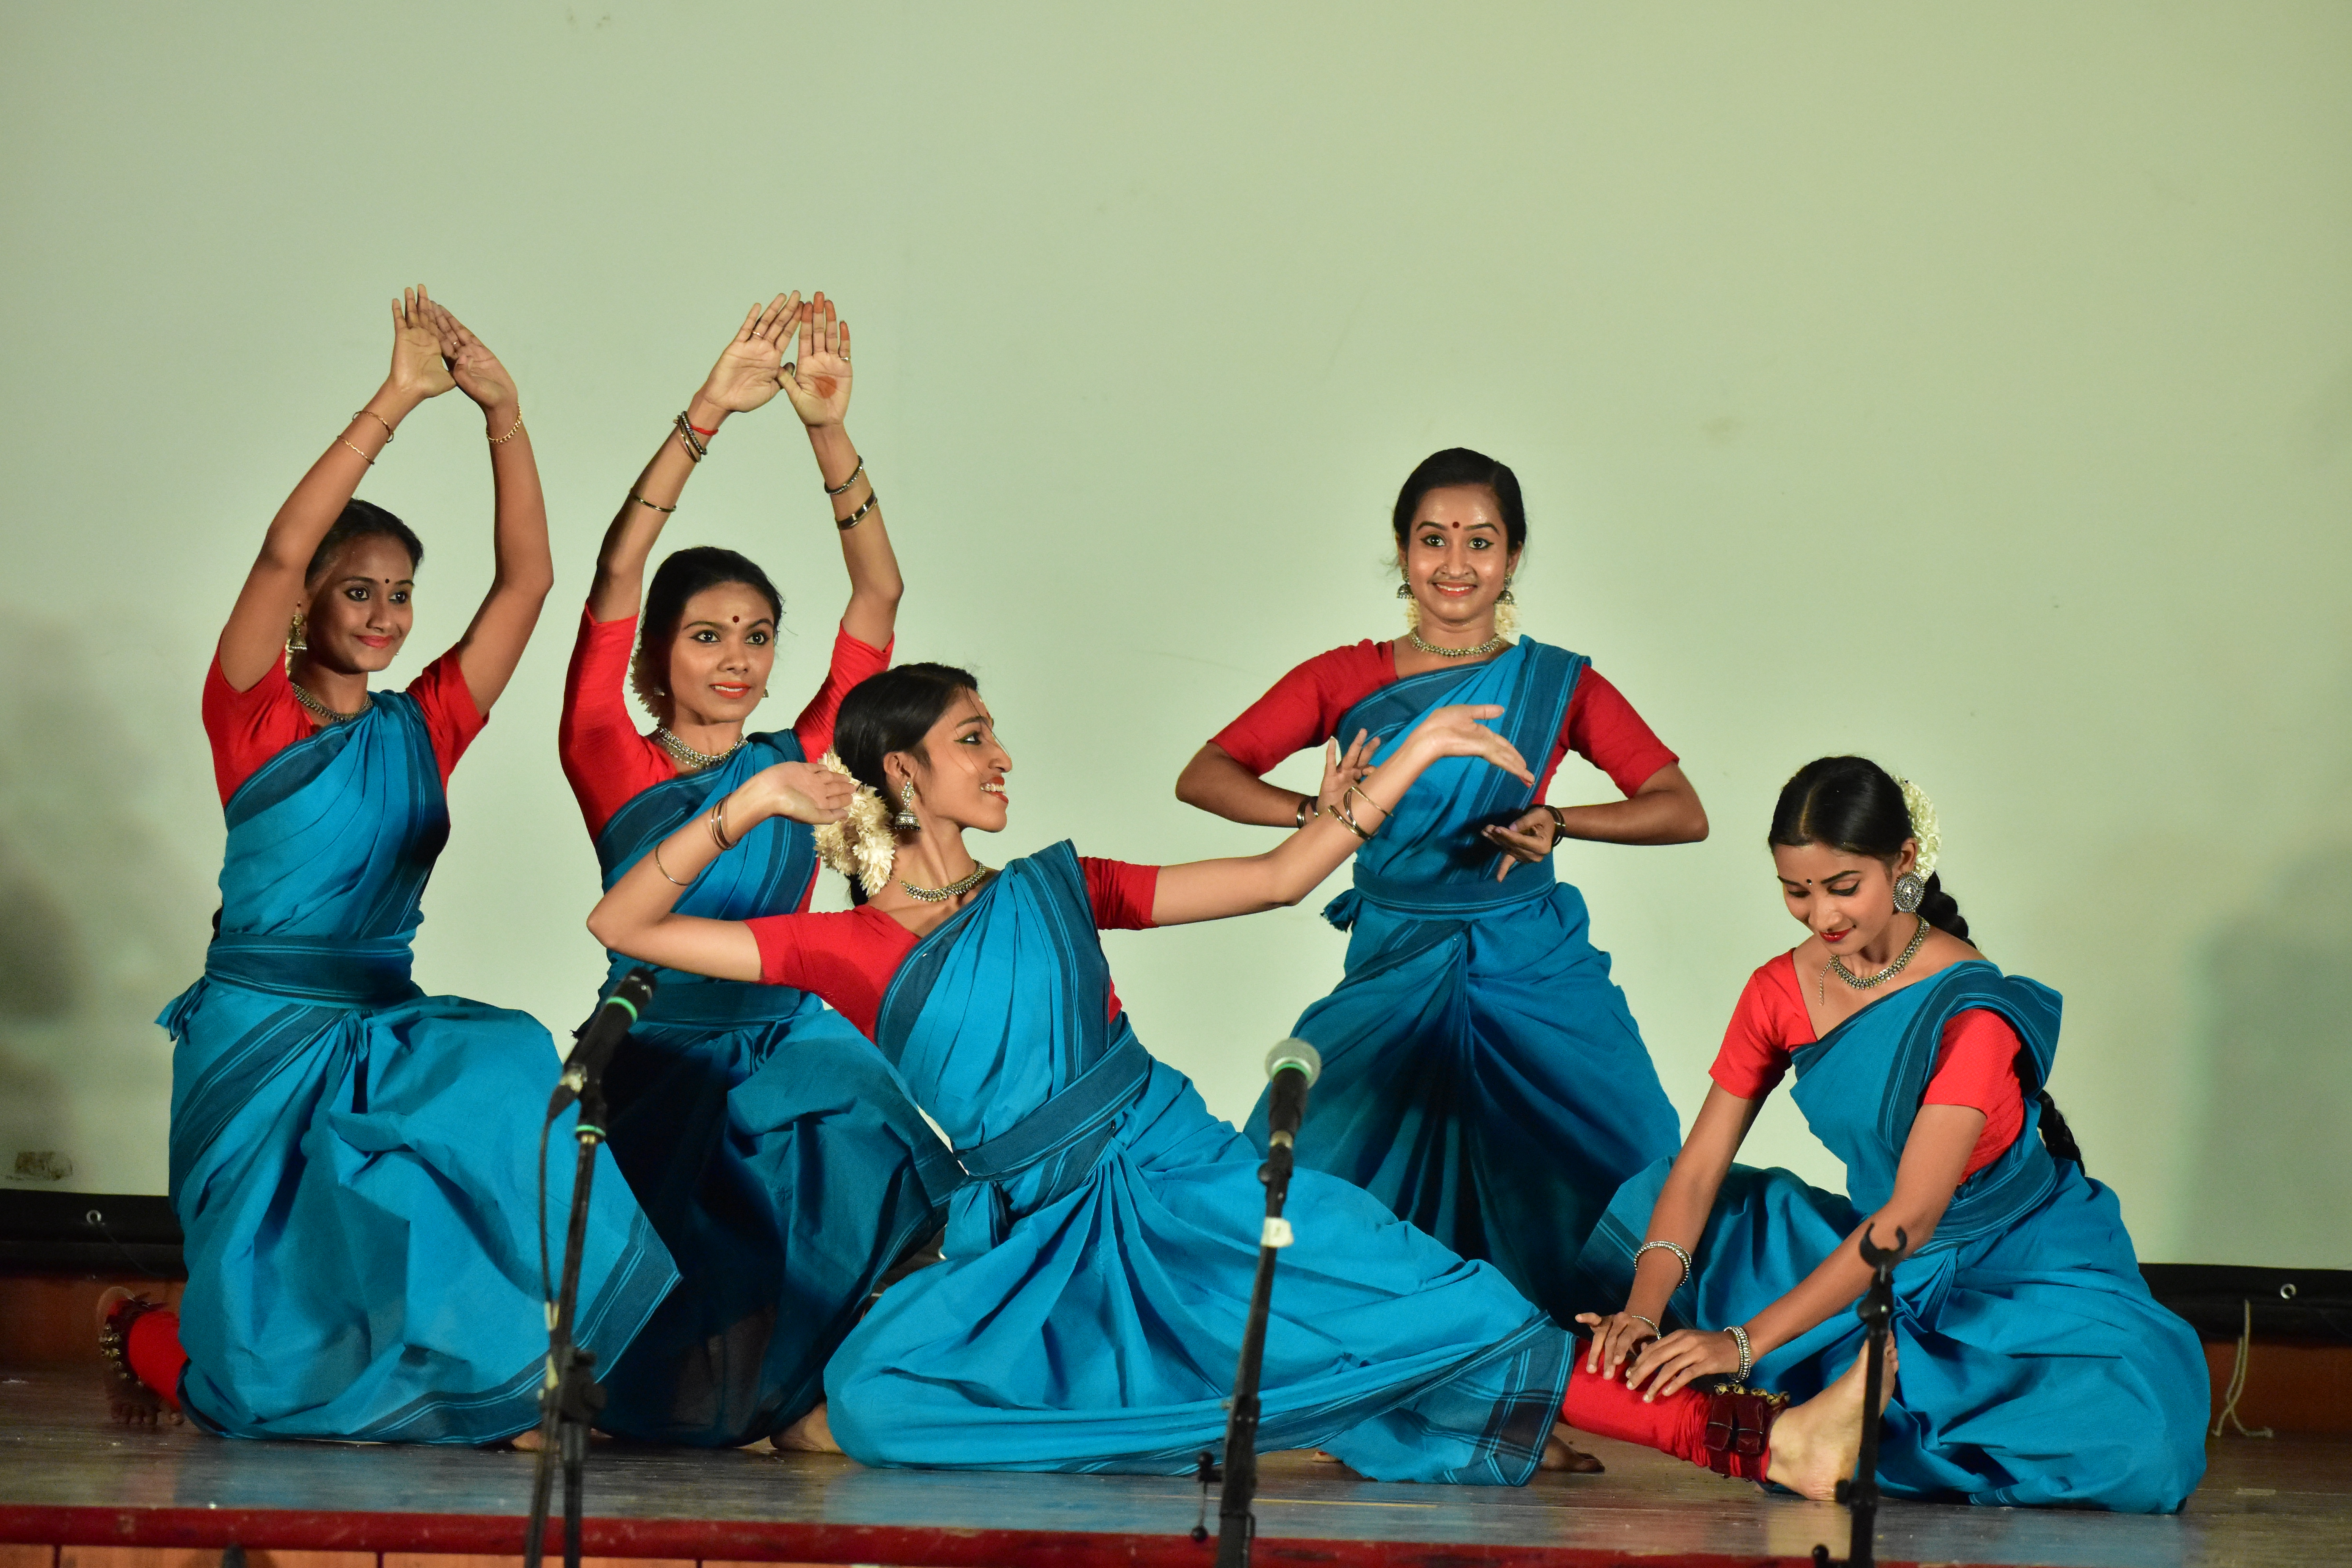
[892,780,922,832]
[287,611,308,652]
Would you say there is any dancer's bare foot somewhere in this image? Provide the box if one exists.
[1539,1422,1606,1473]
[507,1425,549,1452]
[1762,1338,1898,1500]
[772,1403,842,1454]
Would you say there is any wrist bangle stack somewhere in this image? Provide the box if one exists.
[1634,1238,1695,1290]
[1321,800,1374,841]
[824,455,865,496]
[1723,1323,1753,1383]
[835,491,878,531]
[673,412,710,462]
[707,799,736,852]
[628,492,677,514]
[1543,804,1568,841]
[1344,784,1389,825]
[489,413,526,445]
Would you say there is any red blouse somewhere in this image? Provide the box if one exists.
[748,858,1160,1040]
[202,644,485,804]
[557,604,891,842]
[1709,953,2025,1180]
[1209,641,1678,800]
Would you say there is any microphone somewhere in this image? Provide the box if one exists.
[547,968,656,1119]
[1263,1038,1322,1151]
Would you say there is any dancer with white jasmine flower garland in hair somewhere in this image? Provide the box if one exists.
[1177,448,1699,1348]
[557,292,956,1449]
[1569,756,2209,1512]
[585,666,1894,1492]
[103,290,675,1441]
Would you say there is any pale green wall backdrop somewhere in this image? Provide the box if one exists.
[2,4,2345,1265]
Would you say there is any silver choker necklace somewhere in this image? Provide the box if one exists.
[291,681,368,725]
[1406,627,1506,660]
[654,727,744,771]
[1825,915,1932,998]
[901,864,993,903]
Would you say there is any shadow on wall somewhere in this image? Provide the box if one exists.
[0,614,209,1196]
[2184,847,2352,1268]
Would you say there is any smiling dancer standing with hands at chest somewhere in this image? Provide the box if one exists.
[102,290,674,1441]
[1177,448,1700,1334]
[556,292,955,1450]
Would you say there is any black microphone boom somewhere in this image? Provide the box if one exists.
[547,968,655,1120]
[1261,1038,1322,1151]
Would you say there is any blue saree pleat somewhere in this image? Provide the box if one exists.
[586,733,956,1446]
[1573,964,2209,1512]
[824,842,1570,1483]
[1245,639,1681,1321]
[158,693,675,1443]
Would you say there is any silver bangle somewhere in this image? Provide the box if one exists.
[1723,1323,1753,1383]
[1635,1238,1694,1290]
[1630,1313,1661,1340]
[1295,795,1314,829]
[823,454,865,496]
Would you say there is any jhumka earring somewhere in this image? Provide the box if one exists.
[286,611,308,652]
[892,781,922,832]
[1498,574,1517,606]
[1395,581,1412,598]
[1892,872,1927,914]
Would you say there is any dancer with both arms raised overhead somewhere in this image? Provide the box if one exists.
[1178,447,1701,1331]
[1571,757,2209,1512]
[103,290,674,1441]
[588,663,1890,1492]
[557,291,955,1449]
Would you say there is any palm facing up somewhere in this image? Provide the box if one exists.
[699,293,803,414]
[781,292,853,427]
[388,287,456,401]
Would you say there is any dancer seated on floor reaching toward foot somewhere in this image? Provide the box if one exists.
[587,664,1887,1492]
[1566,756,2209,1512]
[105,289,674,1441]
[556,290,955,1450]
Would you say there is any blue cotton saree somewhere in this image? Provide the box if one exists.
[584,731,956,1446]
[159,688,674,1443]
[1245,638,1682,1321]
[822,842,1571,1483]
[1574,963,2209,1512]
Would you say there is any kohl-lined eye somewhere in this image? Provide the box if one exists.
[691,630,720,644]
[388,590,410,605]
[747,631,770,646]
[1420,532,1446,549]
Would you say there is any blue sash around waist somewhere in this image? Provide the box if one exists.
[1348,861,1557,917]
[621,975,813,1030]
[203,933,420,1006]
[951,1029,1152,1186]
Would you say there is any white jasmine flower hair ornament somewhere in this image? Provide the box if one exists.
[1896,777,1941,880]
[811,751,898,897]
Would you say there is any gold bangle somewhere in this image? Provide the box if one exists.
[653,840,698,887]
[1344,784,1390,823]
[708,798,736,852]
[489,413,526,444]
[628,491,677,514]
[835,490,878,531]
[339,437,377,466]
[823,455,865,496]
[352,409,395,443]
[1321,801,1372,842]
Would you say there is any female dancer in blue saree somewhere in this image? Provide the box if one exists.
[585,666,1889,1495]
[558,294,954,1447]
[1573,757,2208,1512]
[105,291,674,1441]
[1178,448,1702,1325]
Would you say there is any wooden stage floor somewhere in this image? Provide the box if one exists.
[2,1367,2343,1568]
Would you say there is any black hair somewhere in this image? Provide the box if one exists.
[1768,755,2086,1171]
[833,662,983,799]
[632,546,785,718]
[1768,755,1967,942]
[305,499,423,584]
[1390,447,1528,556]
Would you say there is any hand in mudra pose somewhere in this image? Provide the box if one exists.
[781,291,853,428]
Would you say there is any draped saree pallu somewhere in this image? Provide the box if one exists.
[158,691,675,1443]
[824,843,1572,1482]
[1574,964,2210,1513]
[587,731,958,1446]
[1247,639,1681,1320]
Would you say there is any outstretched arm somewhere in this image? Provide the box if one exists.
[430,302,553,713]
[587,760,857,978]
[1620,1103,1982,1400]
[779,293,900,649]
[1149,709,1528,925]
[586,294,804,623]
[218,288,455,691]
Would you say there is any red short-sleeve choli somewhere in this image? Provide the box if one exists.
[1208,640,1678,800]
[1708,953,2026,1179]
[202,642,486,804]
[747,858,1159,1040]
[557,604,891,908]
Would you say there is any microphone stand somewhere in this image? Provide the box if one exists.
[524,1045,617,1568]
[1211,1127,1297,1568]
[1813,1224,1904,1568]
